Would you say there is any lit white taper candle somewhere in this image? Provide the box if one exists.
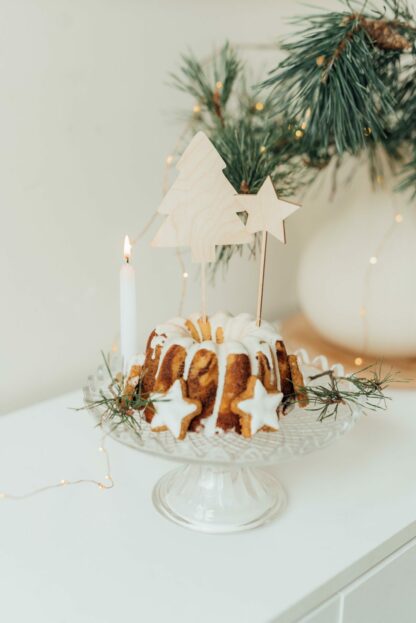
[120,235,137,373]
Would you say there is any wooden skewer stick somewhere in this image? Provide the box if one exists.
[256,231,268,327]
[201,262,207,323]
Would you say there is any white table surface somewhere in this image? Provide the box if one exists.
[0,388,415,623]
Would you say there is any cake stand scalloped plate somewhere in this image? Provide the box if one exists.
[84,360,361,534]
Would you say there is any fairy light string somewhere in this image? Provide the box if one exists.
[4,43,395,501]
[0,433,113,501]
[0,125,193,503]
[356,183,405,366]
[0,42,278,503]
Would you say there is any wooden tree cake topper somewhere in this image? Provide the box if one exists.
[152,131,253,320]
[237,176,300,326]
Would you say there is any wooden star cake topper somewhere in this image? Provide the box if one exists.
[237,176,300,326]
[150,131,300,327]
[242,176,299,243]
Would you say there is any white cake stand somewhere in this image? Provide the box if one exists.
[84,359,360,534]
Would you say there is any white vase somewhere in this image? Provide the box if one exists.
[298,161,416,358]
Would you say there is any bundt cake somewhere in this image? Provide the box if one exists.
[124,312,308,440]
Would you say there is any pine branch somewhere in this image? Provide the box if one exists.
[261,1,416,163]
[171,43,242,126]
[170,44,306,275]
[398,147,416,196]
[80,354,160,438]
[211,118,299,195]
[168,2,416,276]
[286,364,396,421]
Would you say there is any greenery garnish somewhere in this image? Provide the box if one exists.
[288,365,396,421]
[80,352,155,438]
[82,354,394,436]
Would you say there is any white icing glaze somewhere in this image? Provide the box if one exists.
[331,363,345,377]
[236,379,282,435]
[142,312,284,437]
[150,379,198,439]
[183,341,218,379]
[312,355,329,370]
[294,348,310,365]
[205,340,247,436]
[154,335,194,378]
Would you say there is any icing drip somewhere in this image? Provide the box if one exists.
[142,311,285,436]
[153,335,194,378]
[183,341,218,379]
[204,340,247,436]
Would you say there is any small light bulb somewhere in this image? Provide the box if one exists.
[295,129,304,139]
[316,55,325,66]
[0,493,6,499]
[215,81,223,89]
[183,271,189,279]
[306,107,312,119]
[259,145,267,154]
[254,101,264,111]
[193,104,201,114]
[98,447,104,453]
[354,357,363,366]
[165,155,174,165]
[98,483,105,490]
[301,121,307,130]
[369,256,378,265]
[395,214,403,223]
[105,475,111,481]
[60,479,68,485]
[364,127,372,137]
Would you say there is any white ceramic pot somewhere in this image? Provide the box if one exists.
[298,162,416,358]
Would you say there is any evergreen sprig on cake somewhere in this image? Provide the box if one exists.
[83,350,393,439]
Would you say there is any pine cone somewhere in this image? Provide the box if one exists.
[362,18,412,51]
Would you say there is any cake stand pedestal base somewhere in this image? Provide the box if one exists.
[152,463,286,534]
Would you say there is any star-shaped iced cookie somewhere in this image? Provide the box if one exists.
[232,376,283,438]
[150,378,201,440]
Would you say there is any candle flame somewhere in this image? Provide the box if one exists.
[123,235,132,262]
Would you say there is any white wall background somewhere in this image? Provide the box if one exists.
[1,0,338,414]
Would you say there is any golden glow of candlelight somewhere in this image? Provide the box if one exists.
[123,235,132,262]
